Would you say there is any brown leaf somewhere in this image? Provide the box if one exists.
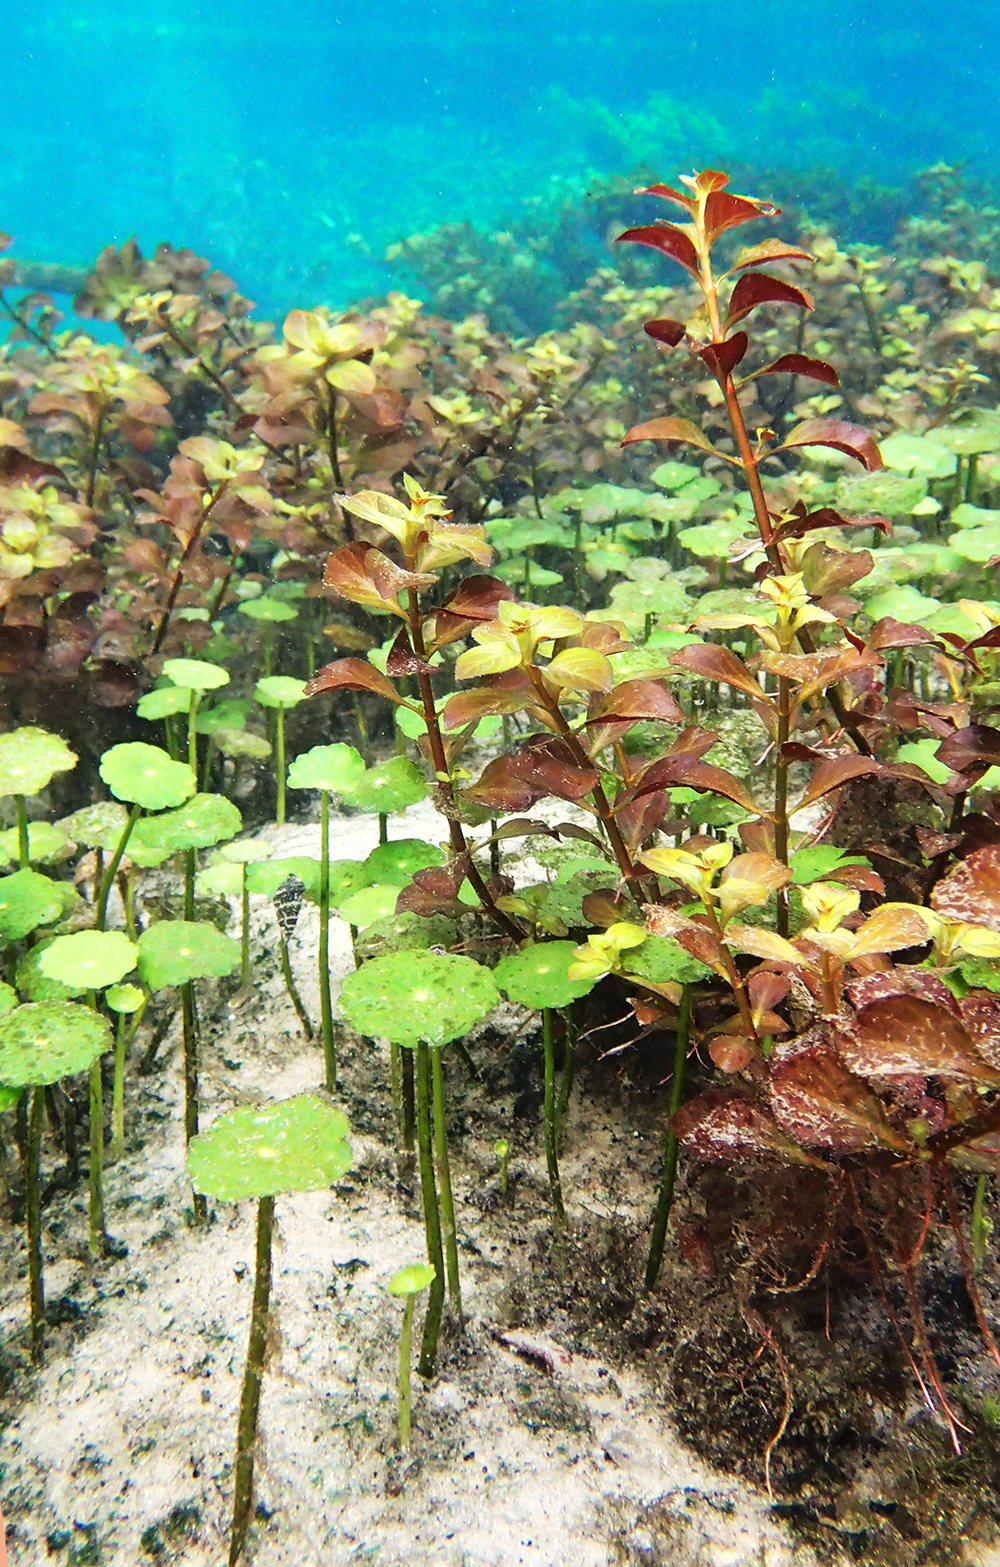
[673,1089,827,1166]
[620,417,728,458]
[644,318,687,346]
[724,273,814,331]
[768,1031,911,1153]
[932,844,1000,931]
[838,995,1000,1085]
[867,617,939,651]
[442,670,534,729]
[615,223,700,277]
[749,353,839,387]
[709,1035,754,1072]
[697,333,749,381]
[669,642,766,701]
[792,755,882,814]
[440,574,516,621]
[779,418,883,472]
[587,678,684,726]
[631,753,763,816]
[385,627,432,678]
[729,238,814,271]
[305,657,404,705]
[937,724,1000,778]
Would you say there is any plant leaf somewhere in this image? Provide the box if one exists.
[306,658,405,706]
[673,1088,827,1166]
[669,642,767,701]
[724,273,814,331]
[749,353,840,387]
[729,238,814,271]
[932,844,1000,931]
[780,418,883,472]
[620,417,728,458]
[615,224,700,278]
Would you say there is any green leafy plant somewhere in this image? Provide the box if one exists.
[187,1095,352,1566]
[388,1262,436,1450]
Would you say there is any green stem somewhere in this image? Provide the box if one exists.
[95,803,141,930]
[123,865,137,943]
[15,795,29,869]
[182,981,207,1223]
[85,405,105,509]
[229,1193,274,1567]
[27,1085,45,1362]
[398,1296,414,1450]
[401,1048,415,1156]
[279,936,314,1039]
[556,1007,576,1133]
[188,690,201,779]
[263,624,272,679]
[110,1005,144,1162]
[275,705,285,825]
[378,811,388,847]
[645,985,691,1291]
[241,865,251,990]
[318,790,335,1088]
[415,1043,446,1379]
[542,1010,566,1228]
[88,1055,105,1257]
[431,1051,463,1320]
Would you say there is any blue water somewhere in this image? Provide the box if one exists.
[6,1,1000,322]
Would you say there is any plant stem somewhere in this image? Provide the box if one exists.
[774,674,792,937]
[401,1049,415,1156]
[111,1004,144,1162]
[415,1043,446,1379]
[279,935,314,1039]
[431,1050,463,1320]
[85,405,105,510]
[88,1054,105,1257]
[187,690,201,779]
[27,1085,45,1362]
[398,1296,415,1449]
[274,704,286,825]
[95,802,142,930]
[378,811,388,846]
[556,1006,576,1132]
[241,865,251,989]
[229,1193,274,1567]
[151,487,224,656]
[645,985,690,1290]
[542,1009,566,1228]
[318,789,335,1089]
[324,383,344,491]
[15,794,29,869]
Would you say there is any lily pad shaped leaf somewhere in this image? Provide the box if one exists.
[0,726,77,799]
[238,597,298,624]
[245,856,326,902]
[39,930,139,994]
[0,982,16,1017]
[0,1001,111,1086]
[336,884,400,929]
[57,801,130,851]
[340,950,499,1048]
[0,868,65,941]
[197,863,245,899]
[219,837,275,866]
[107,983,145,1014]
[344,757,429,815]
[138,920,241,990]
[137,685,193,721]
[161,657,231,692]
[137,793,242,853]
[620,935,714,986]
[99,743,196,810]
[364,839,446,886]
[389,1262,436,1297]
[287,743,366,795]
[188,1094,351,1201]
[255,676,308,709]
[0,821,72,867]
[494,940,599,1010]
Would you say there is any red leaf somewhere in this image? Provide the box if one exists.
[704,190,779,243]
[588,678,684,726]
[724,273,814,331]
[630,754,762,817]
[838,997,1000,1087]
[615,224,700,278]
[867,617,938,651]
[635,182,696,212]
[620,416,725,457]
[697,333,749,382]
[937,724,1000,777]
[792,755,881,814]
[932,844,1000,931]
[729,238,814,271]
[442,669,534,729]
[673,1089,826,1166]
[440,574,516,621]
[385,627,432,679]
[461,755,546,814]
[749,353,840,387]
[768,1030,910,1153]
[779,418,883,472]
[669,642,766,701]
[305,658,404,705]
[644,318,687,346]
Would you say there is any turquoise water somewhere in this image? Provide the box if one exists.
[5,1,999,319]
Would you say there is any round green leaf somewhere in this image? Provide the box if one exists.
[0,726,77,800]
[39,930,139,993]
[897,738,953,785]
[0,868,65,941]
[107,983,145,1014]
[336,884,400,929]
[219,837,275,866]
[245,856,323,902]
[254,676,308,710]
[343,757,429,815]
[287,743,366,795]
[16,944,77,1003]
[494,940,597,1010]
[161,657,231,693]
[188,1094,351,1201]
[355,912,457,962]
[879,432,956,479]
[213,728,271,760]
[364,838,445,886]
[137,685,192,721]
[99,743,196,810]
[621,935,713,985]
[0,821,72,867]
[196,698,253,735]
[0,1001,111,1086]
[651,460,702,492]
[137,920,241,990]
[57,801,130,851]
[136,792,242,854]
[238,597,298,623]
[339,950,499,1048]
[864,584,942,624]
[197,863,245,899]
[0,982,16,1017]
[949,525,1000,564]
[388,1262,436,1297]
